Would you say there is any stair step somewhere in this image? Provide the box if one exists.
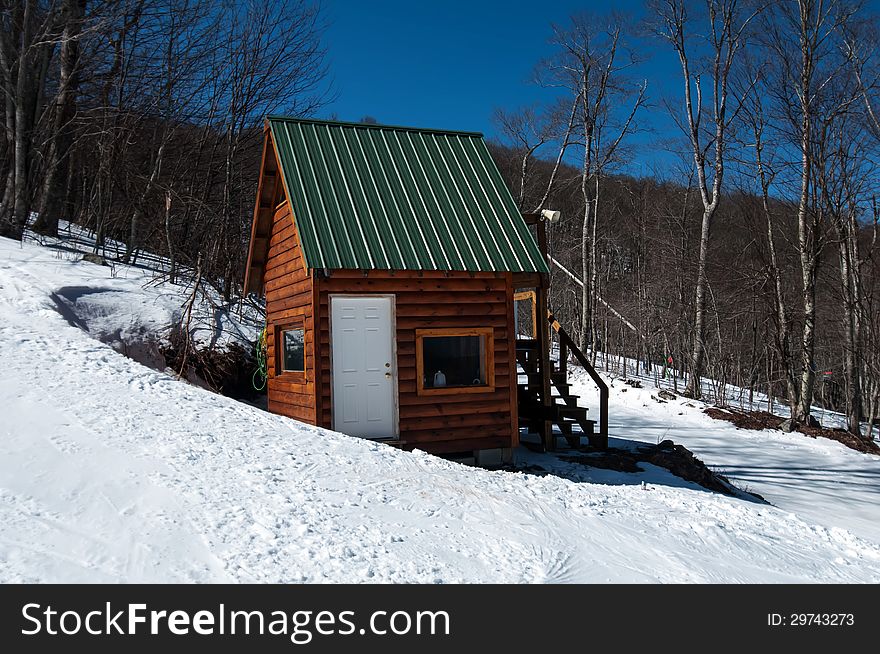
[515,339,540,350]
[557,418,597,432]
[556,406,588,418]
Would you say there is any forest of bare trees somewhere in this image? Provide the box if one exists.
[2,0,879,439]
[492,0,880,439]
[0,0,328,296]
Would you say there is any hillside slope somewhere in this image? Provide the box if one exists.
[569,370,880,547]
[2,236,880,583]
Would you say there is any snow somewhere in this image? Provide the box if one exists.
[570,362,880,547]
[2,234,880,583]
[22,222,262,356]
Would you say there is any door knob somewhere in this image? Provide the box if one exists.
[385,372,391,379]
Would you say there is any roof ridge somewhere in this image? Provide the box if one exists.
[266,115,484,138]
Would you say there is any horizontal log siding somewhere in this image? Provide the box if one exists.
[316,270,516,453]
[265,203,316,423]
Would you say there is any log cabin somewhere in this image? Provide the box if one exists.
[244,117,607,463]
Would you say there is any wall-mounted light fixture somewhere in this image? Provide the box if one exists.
[540,209,561,223]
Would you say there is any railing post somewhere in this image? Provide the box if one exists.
[559,338,568,384]
[536,286,554,451]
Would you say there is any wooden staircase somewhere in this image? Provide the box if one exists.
[516,314,608,450]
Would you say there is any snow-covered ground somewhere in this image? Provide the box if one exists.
[2,234,880,583]
[571,365,880,547]
[21,221,262,355]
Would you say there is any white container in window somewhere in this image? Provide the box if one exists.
[433,370,446,387]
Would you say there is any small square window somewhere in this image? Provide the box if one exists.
[416,328,494,395]
[279,326,305,373]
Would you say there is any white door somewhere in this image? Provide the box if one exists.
[331,296,396,439]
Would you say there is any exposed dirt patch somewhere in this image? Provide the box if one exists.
[639,440,753,497]
[795,424,880,455]
[162,329,263,402]
[559,452,643,474]
[560,440,763,501]
[704,407,880,456]
[704,407,782,431]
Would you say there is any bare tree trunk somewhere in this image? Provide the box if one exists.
[3,0,37,239]
[533,93,580,213]
[164,190,175,283]
[0,19,17,222]
[589,174,600,363]
[0,0,60,238]
[834,207,862,436]
[866,384,878,440]
[125,140,165,263]
[751,107,799,416]
[580,175,593,350]
[0,168,13,221]
[655,0,748,399]
[34,0,85,237]
[796,235,819,425]
[791,0,821,427]
[686,207,713,398]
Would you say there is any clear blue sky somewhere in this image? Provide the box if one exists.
[320,0,679,173]
[321,0,880,176]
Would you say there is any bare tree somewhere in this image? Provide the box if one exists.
[545,14,646,351]
[821,113,870,435]
[762,0,861,426]
[862,201,880,438]
[739,62,801,419]
[653,0,756,398]
[492,106,551,209]
[30,0,329,296]
[0,0,63,238]
[531,94,581,215]
[207,0,327,298]
[33,0,87,236]
[838,17,880,436]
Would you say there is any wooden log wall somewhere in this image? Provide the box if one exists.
[315,270,518,453]
[265,201,317,423]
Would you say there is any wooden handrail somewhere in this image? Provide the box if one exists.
[548,311,609,447]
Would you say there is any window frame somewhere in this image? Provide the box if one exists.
[514,290,537,337]
[275,320,306,380]
[414,327,495,396]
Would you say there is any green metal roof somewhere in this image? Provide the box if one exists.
[267,116,548,273]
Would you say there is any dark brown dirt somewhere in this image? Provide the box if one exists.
[639,440,745,497]
[704,407,782,431]
[704,407,880,456]
[559,452,643,473]
[560,440,763,500]
[796,424,880,455]
[162,330,263,401]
